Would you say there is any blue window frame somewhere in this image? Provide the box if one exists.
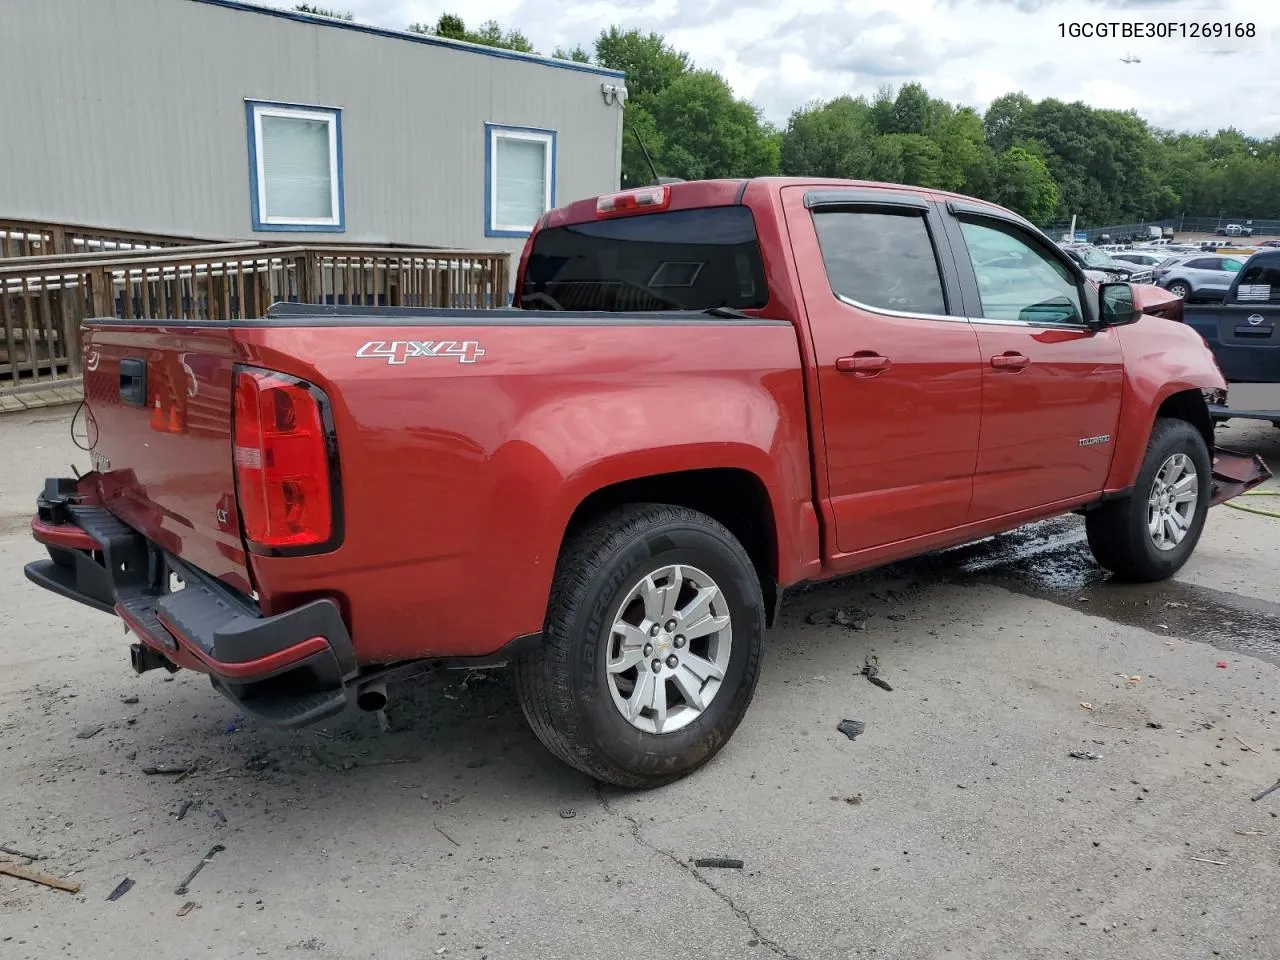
[485,123,557,238]
[246,100,345,232]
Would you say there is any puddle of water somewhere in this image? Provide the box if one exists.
[889,516,1280,663]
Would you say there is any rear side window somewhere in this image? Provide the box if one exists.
[1238,258,1280,302]
[811,210,947,315]
[1185,258,1218,270]
[521,207,767,311]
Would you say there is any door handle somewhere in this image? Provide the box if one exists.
[990,352,1030,371]
[835,352,892,376]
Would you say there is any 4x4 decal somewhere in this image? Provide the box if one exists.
[356,340,485,365]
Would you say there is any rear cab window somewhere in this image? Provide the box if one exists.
[1237,257,1280,302]
[520,207,768,311]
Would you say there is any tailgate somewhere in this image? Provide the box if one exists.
[1183,304,1280,384]
[82,325,251,592]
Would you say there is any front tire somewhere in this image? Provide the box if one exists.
[1085,418,1211,582]
[514,504,765,789]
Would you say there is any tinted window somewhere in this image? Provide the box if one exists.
[959,220,1084,325]
[811,210,947,315]
[1185,258,1218,270]
[1238,257,1280,302]
[521,206,767,311]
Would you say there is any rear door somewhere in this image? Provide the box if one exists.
[782,186,982,555]
[82,324,251,593]
[937,202,1124,520]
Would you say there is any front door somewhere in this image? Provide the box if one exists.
[941,211,1125,521]
[783,187,983,556]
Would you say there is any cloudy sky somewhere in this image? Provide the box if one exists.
[328,0,1278,136]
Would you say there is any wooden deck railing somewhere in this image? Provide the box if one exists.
[1,245,510,389]
[0,217,203,259]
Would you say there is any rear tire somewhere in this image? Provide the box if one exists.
[514,504,765,789]
[1086,418,1211,582]
[1167,281,1190,299]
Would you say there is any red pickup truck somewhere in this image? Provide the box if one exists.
[26,178,1270,788]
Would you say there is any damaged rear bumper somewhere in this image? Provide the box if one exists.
[25,479,357,728]
[1210,447,1273,506]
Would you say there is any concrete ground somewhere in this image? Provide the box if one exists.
[2,407,1280,960]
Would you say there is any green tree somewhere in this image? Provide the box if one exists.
[407,14,535,53]
[294,4,353,19]
[646,70,779,180]
[779,97,877,179]
[990,147,1060,222]
[593,28,690,105]
[553,45,592,63]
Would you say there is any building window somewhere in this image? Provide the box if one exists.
[246,100,344,232]
[485,124,556,238]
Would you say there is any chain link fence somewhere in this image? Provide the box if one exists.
[1039,216,1280,241]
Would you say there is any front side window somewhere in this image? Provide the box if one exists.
[959,220,1083,325]
[246,101,343,231]
[487,124,555,237]
[811,210,947,315]
[1224,259,1244,274]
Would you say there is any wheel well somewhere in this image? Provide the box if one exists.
[1157,389,1213,452]
[564,468,780,625]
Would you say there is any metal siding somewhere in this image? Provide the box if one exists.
[0,0,623,255]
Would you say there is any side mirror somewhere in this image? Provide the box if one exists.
[1098,282,1137,326]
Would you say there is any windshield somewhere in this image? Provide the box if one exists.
[521,206,768,311]
[1075,248,1114,268]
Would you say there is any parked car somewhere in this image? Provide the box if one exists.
[1112,251,1166,269]
[1061,244,1154,283]
[1182,250,1280,424]
[1257,239,1280,249]
[1217,224,1254,237]
[24,178,1269,788]
[1157,254,1247,301]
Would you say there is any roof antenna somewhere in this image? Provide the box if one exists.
[630,122,661,184]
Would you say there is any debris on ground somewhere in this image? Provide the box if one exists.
[175,800,192,821]
[1217,661,1229,669]
[434,823,461,847]
[106,877,134,901]
[837,719,867,741]
[694,857,744,869]
[1147,722,1164,729]
[1190,857,1228,866]
[177,901,198,917]
[1234,736,1256,752]
[0,844,43,861]
[830,794,863,805]
[861,656,893,692]
[224,715,245,734]
[1250,777,1280,802]
[1125,676,1142,686]
[174,844,225,895]
[0,862,81,893]
[141,764,190,776]
[210,809,227,825]
[1069,751,1102,761]
[121,695,139,705]
[806,607,865,630]
[1080,702,1093,710]
[76,724,104,739]
[558,808,577,820]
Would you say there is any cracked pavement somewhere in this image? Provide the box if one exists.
[3,410,1280,960]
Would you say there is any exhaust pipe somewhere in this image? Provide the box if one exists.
[355,679,388,712]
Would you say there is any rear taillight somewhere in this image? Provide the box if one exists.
[233,367,338,552]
